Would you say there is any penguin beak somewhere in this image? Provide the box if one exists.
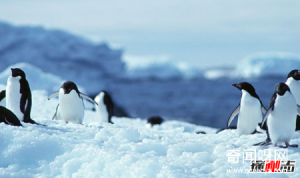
[232,83,241,90]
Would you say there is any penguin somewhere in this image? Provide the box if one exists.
[227,82,266,136]
[285,69,300,130]
[48,81,98,124]
[258,83,300,148]
[147,116,164,126]
[0,106,22,126]
[6,68,38,124]
[94,91,114,124]
[0,90,5,106]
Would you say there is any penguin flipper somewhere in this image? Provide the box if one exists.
[261,105,267,115]
[227,104,240,127]
[261,108,272,126]
[297,105,300,116]
[52,104,59,120]
[0,90,5,102]
[0,106,22,127]
[48,91,59,100]
[79,92,98,105]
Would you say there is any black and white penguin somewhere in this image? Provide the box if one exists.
[258,83,300,147]
[94,91,114,124]
[227,82,266,136]
[6,68,38,124]
[0,106,22,126]
[285,69,300,130]
[48,81,97,124]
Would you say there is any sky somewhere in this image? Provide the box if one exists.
[0,0,299,68]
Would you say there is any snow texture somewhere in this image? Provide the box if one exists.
[1,66,300,178]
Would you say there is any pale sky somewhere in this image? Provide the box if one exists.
[0,0,299,68]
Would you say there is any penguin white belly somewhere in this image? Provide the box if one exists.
[94,93,109,122]
[268,95,297,144]
[96,102,109,122]
[59,90,84,124]
[286,79,300,104]
[237,91,262,136]
[6,76,23,121]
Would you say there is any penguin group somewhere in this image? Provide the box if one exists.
[1,66,300,148]
[228,69,300,148]
[0,68,115,126]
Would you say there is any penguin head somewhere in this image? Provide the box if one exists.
[287,69,300,81]
[232,82,257,97]
[11,68,25,78]
[275,83,291,96]
[61,81,80,95]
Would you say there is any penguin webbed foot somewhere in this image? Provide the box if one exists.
[253,139,272,146]
[284,142,298,148]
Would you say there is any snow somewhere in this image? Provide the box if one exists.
[234,52,300,78]
[1,69,300,177]
[0,63,65,93]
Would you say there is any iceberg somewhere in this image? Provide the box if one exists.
[124,55,203,79]
[234,52,300,78]
[0,21,125,94]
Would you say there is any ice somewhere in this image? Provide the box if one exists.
[124,55,203,79]
[234,52,300,78]
[0,89,300,177]
[0,21,124,94]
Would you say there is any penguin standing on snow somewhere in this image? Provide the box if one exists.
[48,81,98,124]
[0,106,22,126]
[227,82,266,136]
[257,83,300,147]
[6,68,38,124]
[285,69,300,130]
[94,91,114,124]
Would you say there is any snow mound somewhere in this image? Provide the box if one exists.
[124,55,203,79]
[234,52,300,78]
[0,62,65,93]
[0,21,124,94]
[1,89,300,177]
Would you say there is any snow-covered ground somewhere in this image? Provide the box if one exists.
[1,68,300,178]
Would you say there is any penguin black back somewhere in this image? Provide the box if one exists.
[11,68,38,125]
[0,90,5,102]
[147,116,164,126]
[232,82,259,99]
[287,69,300,80]
[102,91,114,124]
[0,106,22,126]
